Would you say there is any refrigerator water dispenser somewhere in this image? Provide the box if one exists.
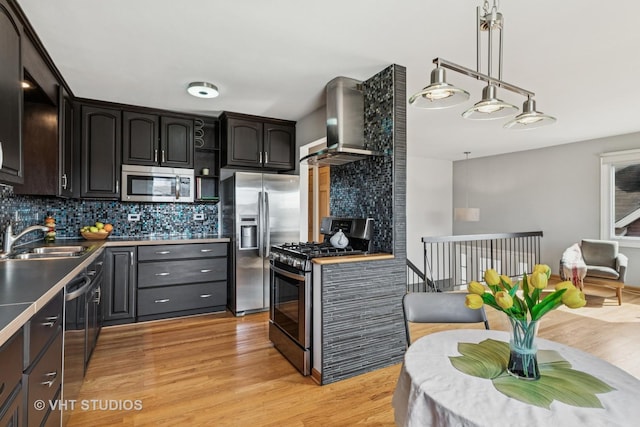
[240,219,258,249]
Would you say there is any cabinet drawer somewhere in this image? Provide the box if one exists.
[26,291,63,367]
[138,258,226,288]
[41,387,62,427]
[0,329,22,408]
[0,383,21,427]
[138,281,226,316]
[138,243,226,261]
[26,331,62,427]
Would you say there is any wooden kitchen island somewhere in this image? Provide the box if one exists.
[311,253,406,385]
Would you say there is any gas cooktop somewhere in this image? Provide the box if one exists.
[273,242,366,259]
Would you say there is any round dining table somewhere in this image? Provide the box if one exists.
[392,329,640,427]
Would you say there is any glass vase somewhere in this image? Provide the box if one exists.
[507,318,540,380]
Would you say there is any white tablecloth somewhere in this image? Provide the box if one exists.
[393,330,640,427]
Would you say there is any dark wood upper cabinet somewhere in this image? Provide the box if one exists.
[58,86,75,198]
[225,116,262,167]
[263,122,295,170]
[0,0,23,184]
[160,116,193,168]
[14,31,73,198]
[122,111,159,166]
[123,113,193,168]
[220,112,295,171]
[13,99,57,196]
[80,104,121,198]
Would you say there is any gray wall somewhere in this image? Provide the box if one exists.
[452,131,640,286]
[406,156,452,266]
[296,105,325,149]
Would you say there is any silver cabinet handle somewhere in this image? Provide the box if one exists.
[155,299,170,303]
[200,294,212,298]
[264,152,268,164]
[41,371,58,388]
[259,151,263,164]
[175,175,180,199]
[41,316,59,327]
[155,272,170,276]
[154,149,158,163]
[200,249,212,253]
[116,179,119,194]
[61,173,68,189]
[200,269,212,273]
[162,150,166,163]
[94,287,101,304]
[156,251,171,255]
[131,251,135,266]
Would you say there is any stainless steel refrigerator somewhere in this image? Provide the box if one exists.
[221,172,300,315]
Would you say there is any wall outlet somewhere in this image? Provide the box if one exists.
[128,213,141,222]
[193,213,205,221]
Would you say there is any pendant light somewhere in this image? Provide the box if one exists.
[462,84,517,120]
[408,66,469,109]
[503,97,557,129]
[409,1,556,129]
[454,152,480,222]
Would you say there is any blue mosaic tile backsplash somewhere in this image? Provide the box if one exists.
[0,185,218,247]
[330,65,395,253]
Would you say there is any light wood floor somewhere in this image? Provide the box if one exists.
[68,283,640,426]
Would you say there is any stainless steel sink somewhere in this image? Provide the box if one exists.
[9,245,88,260]
[31,246,86,254]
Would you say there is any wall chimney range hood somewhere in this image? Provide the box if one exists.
[301,76,382,166]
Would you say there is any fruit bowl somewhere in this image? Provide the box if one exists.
[81,231,111,240]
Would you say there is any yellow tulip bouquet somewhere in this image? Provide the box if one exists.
[464,264,586,379]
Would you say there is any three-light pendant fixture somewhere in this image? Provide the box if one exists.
[409,0,556,130]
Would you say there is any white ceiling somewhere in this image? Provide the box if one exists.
[16,0,640,161]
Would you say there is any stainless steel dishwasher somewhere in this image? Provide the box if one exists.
[62,251,104,425]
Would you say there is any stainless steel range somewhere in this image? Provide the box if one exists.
[268,217,374,375]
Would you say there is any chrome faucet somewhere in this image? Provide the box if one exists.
[2,224,49,254]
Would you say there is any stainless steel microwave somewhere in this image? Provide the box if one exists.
[121,164,194,203]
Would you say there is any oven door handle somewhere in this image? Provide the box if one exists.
[271,264,305,282]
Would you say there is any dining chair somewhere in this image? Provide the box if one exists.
[402,292,490,346]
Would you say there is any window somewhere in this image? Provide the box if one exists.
[600,149,640,247]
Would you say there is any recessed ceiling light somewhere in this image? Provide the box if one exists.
[187,82,219,98]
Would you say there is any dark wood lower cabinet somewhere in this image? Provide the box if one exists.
[138,281,226,317]
[24,332,62,427]
[0,383,22,427]
[136,243,228,322]
[103,247,137,326]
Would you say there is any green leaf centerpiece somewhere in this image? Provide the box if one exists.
[449,339,615,409]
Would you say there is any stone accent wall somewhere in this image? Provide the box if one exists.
[320,64,407,384]
[329,66,395,253]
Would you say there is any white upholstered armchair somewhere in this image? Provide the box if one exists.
[560,239,627,305]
